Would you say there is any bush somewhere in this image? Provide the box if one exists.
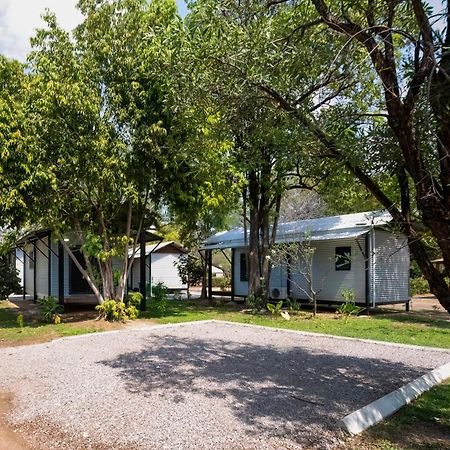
[246,293,264,312]
[0,255,21,300]
[96,292,142,322]
[267,300,283,315]
[336,289,363,321]
[37,296,63,324]
[148,282,168,313]
[211,276,231,290]
[287,298,301,313]
[410,277,429,296]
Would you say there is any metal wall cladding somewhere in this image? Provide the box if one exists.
[372,229,410,303]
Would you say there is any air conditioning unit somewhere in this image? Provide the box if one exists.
[271,287,288,300]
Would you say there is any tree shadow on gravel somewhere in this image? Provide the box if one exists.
[98,334,431,447]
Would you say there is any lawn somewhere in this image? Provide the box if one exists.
[142,300,450,349]
[0,298,449,450]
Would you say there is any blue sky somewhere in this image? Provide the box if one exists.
[0,0,445,62]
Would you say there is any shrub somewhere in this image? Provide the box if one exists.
[37,296,63,324]
[96,300,127,321]
[0,255,21,300]
[336,289,363,321]
[16,313,24,330]
[96,293,142,322]
[410,277,429,296]
[246,293,264,312]
[287,298,301,313]
[148,282,168,314]
[267,300,283,316]
[211,276,231,290]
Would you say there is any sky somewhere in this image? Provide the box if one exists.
[0,0,446,62]
[0,0,188,61]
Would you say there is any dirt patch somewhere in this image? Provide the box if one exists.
[0,393,30,450]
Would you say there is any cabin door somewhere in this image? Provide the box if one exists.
[69,249,91,294]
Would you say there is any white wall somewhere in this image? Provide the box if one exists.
[290,237,367,302]
[129,252,187,290]
[35,237,49,298]
[24,242,34,296]
[372,229,409,303]
[234,237,367,302]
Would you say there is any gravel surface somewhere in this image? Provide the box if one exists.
[1,320,449,450]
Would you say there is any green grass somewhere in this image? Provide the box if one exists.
[359,380,450,450]
[2,299,450,349]
[142,301,450,349]
[0,301,103,344]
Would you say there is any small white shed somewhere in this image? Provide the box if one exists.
[128,241,188,291]
[202,211,410,309]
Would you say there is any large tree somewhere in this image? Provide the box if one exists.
[176,0,346,302]
[1,0,187,303]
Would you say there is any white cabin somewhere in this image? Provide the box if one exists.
[202,211,410,308]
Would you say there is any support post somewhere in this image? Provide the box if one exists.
[33,241,37,302]
[405,301,410,312]
[231,248,235,302]
[286,253,291,298]
[47,232,52,297]
[58,242,65,306]
[365,233,370,316]
[140,233,146,311]
[23,247,26,300]
[208,250,213,302]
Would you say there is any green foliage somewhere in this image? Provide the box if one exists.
[16,313,24,330]
[175,256,204,286]
[126,290,143,308]
[95,291,141,321]
[336,289,363,321]
[267,300,283,316]
[37,296,64,324]
[246,293,264,312]
[410,277,429,296]
[211,276,231,290]
[0,255,21,300]
[148,281,168,313]
[287,298,301,313]
[96,300,128,321]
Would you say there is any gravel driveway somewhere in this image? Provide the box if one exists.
[1,320,449,450]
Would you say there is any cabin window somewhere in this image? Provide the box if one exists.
[335,246,351,271]
[240,253,248,282]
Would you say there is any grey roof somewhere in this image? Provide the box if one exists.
[129,241,187,258]
[202,210,393,250]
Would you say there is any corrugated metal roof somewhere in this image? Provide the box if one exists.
[129,241,187,258]
[202,210,392,250]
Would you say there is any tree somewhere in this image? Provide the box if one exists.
[3,0,187,305]
[299,0,450,312]
[177,0,340,302]
[195,0,450,313]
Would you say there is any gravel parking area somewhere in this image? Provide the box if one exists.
[1,320,449,450]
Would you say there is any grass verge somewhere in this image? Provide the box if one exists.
[343,380,450,449]
[142,300,450,349]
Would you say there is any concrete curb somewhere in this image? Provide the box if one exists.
[339,361,450,435]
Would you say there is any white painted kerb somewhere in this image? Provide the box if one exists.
[340,361,450,435]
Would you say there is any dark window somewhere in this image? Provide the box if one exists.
[240,253,248,282]
[335,246,351,271]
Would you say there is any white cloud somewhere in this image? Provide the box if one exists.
[0,0,188,62]
[0,0,82,61]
